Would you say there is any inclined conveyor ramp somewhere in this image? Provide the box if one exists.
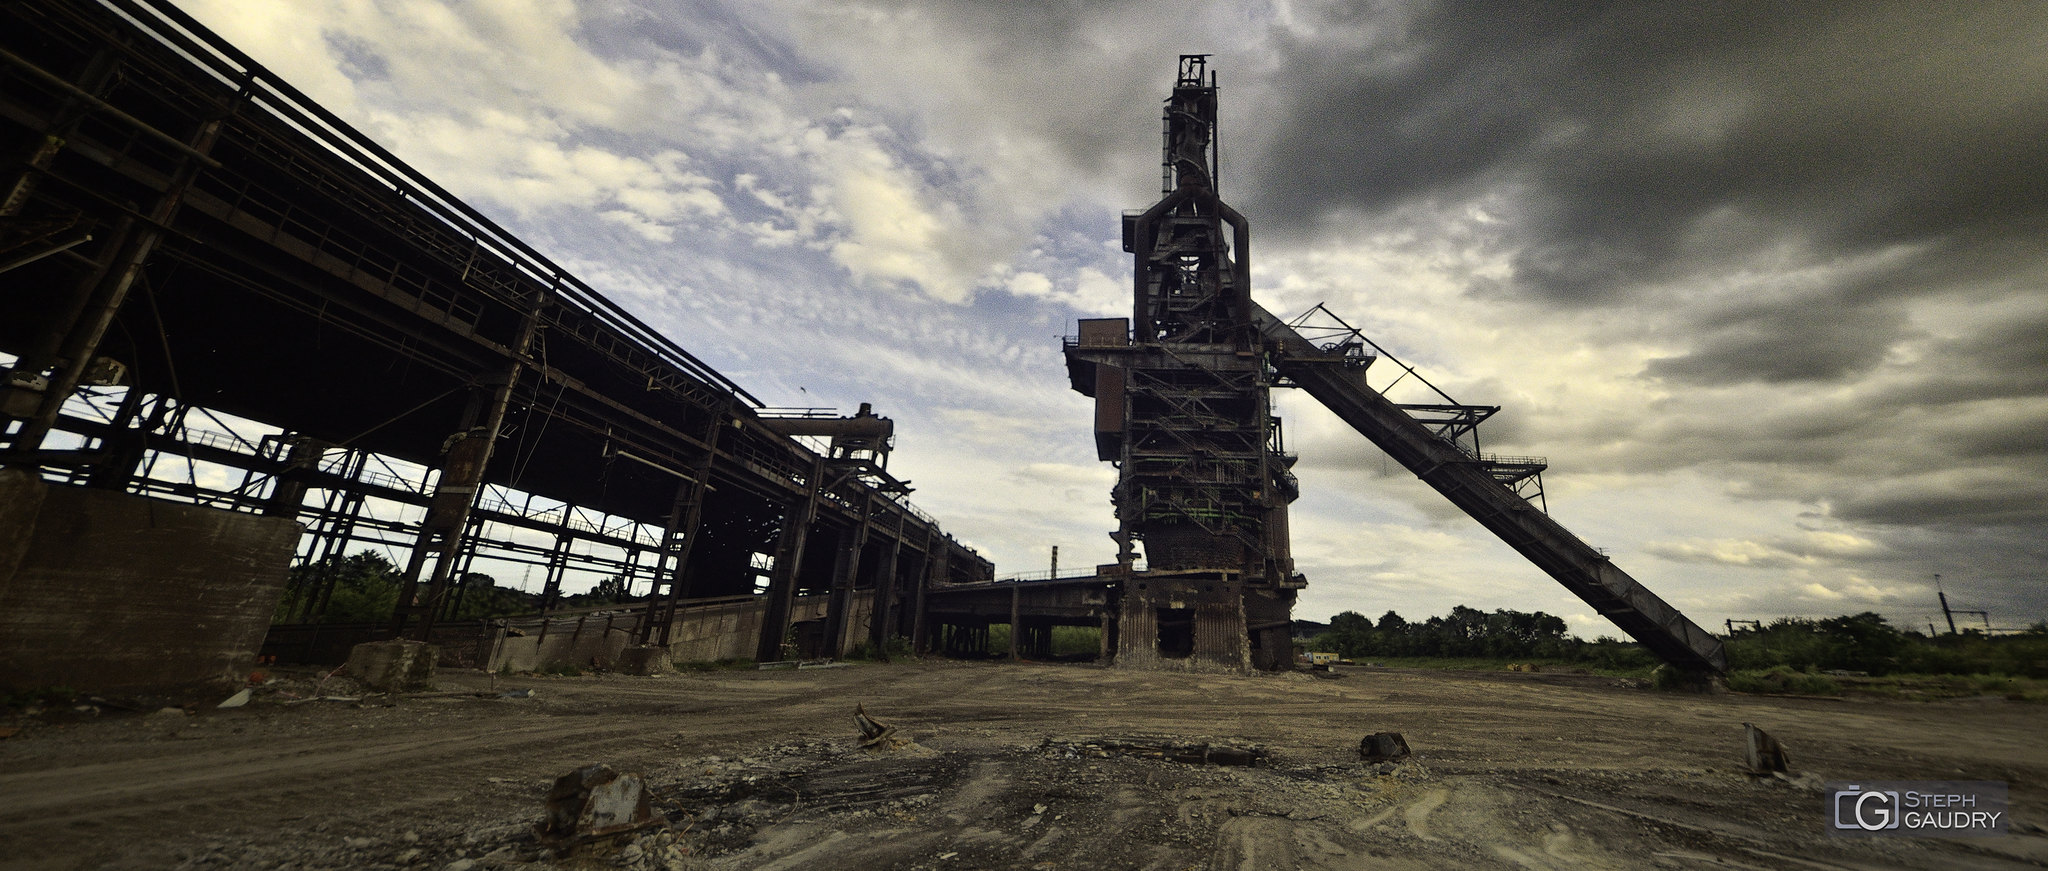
[1251,303,1728,674]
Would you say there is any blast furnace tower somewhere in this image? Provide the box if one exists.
[1063,56,1729,677]
[1065,56,1303,671]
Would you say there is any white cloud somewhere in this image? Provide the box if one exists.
[167,0,2048,637]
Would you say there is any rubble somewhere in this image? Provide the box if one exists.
[617,645,672,676]
[344,639,437,692]
[541,763,654,843]
[1742,722,1789,776]
[1357,731,1411,762]
[1042,736,1267,766]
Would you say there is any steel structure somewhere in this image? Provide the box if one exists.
[1066,57,1303,670]
[0,0,989,667]
[1069,57,1726,674]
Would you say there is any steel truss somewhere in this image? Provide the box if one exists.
[0,0,990,663]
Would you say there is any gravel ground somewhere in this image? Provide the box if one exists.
[1,659,2043,870]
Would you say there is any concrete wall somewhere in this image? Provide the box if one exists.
[788,590,873,659]
[665,597,765,663]
[474,589,881,672]
[488,621,636,673]
[0,471,301,694]
[1114,574,1252,672]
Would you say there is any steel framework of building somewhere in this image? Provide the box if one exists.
[1068,57,1726,675]
[0,0,989,670]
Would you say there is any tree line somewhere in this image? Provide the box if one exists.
[272,551,635,624]
[1724,612,2048,677]
[1309,606,2048,678]
[1306,606,1655,670]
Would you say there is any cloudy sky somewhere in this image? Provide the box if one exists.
[178,0,2046,637]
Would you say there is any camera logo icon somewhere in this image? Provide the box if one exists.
[1834,785,1901,831]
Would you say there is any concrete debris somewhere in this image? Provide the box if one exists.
[344,639,437,692]
[617,645,672,676]
[1743,723,1788,776]
[542,763,653,841]
[1043,737,1266,766]
[216,688,252,708]
[1357,732,1410,763]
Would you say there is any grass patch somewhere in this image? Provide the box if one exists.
[675,658,756,672]
[1346,656,1659,679]
[1,686,78,711]
[1725,666,1841,696]
[846,638,914,662]
[1831,672,2048,702]
[984,624,1103,659]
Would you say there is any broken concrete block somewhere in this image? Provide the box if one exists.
[1743,723,1788,775]
[1358,731,1411,762]
[343,639,437,693]
[617,645,672,676]
[216,688,252,708]
[542,763,652,839]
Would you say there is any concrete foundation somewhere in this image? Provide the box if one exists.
[1113,571,1252,673]
[0,470,300,695]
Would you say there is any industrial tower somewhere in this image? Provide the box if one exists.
[1067,57,1728,676]
[1066,56,1302,670]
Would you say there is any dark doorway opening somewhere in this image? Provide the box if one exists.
[1157,608,1193,658]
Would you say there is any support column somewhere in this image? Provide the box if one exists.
[80,387,151,490]
[8,71,237,456]
[638,473,698,644]
[755,456,824,664]
[1008,583,1021,660]
[822,491,873,657]
[536,530,574,612]
[911,526,940,655]
[866,530,905,655]
[394,288,542,640]
[264,436,327,517]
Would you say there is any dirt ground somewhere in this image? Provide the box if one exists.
[1,659,2043,870]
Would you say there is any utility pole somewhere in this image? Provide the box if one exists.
[1936,574,1958,635]
[1050,545,1058,580]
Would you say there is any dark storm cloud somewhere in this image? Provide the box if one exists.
[1239,1,2048,305]
[1643,296,1906,384]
